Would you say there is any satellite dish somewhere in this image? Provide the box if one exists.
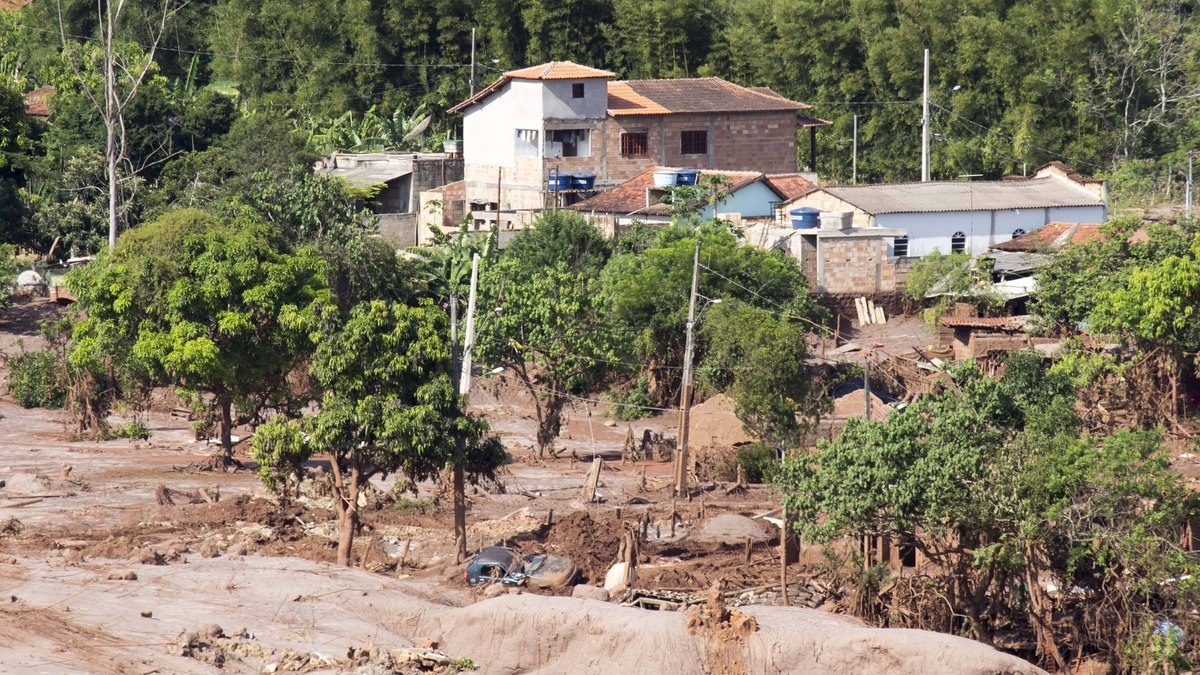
[401,115,432,143]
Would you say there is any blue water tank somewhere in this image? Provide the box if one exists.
[570,172,596,190]
[547,173,573,191]
[676,169,700,186]
[790,207,821,229]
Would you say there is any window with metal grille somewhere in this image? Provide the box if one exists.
[951,231,967,254]
[893,235,909,257]
[572,82,585,99]
[620,131,648,156]
[1011,228,1026,239]
[680,130,707,155]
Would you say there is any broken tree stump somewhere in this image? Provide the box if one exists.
[582,457,603,503]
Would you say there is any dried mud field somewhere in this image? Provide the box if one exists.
[0,300,1044,674]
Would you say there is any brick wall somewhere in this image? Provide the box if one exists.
[814,236,912,295]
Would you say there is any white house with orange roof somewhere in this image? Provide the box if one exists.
[442,60,827,231]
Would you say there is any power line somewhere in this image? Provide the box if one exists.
[930,101,1104,172]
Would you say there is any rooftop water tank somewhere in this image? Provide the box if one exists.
[570,172,596,190]
[789,207,820,230]
[547,172,573,191]
[676,169,700,186]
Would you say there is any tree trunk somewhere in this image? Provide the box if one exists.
[453,460,467,563]
[1024,551,1068,672]
[333,460,361,567]
[537,390,564,458]
[104,0,119,250]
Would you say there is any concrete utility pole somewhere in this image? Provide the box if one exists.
[674,242,701,498]
[863,358,871,420]
[469,27,477,96]
[921,48,931,182]
[852,114,859,185]
[1187,152,1194,219]
[452,254,480,563]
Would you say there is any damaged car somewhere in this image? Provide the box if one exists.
[465,546,576,589]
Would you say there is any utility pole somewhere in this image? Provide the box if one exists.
[469,27,477,96]
[852,114,859,185]
[1187,152,1194,219]
[921,48,931,182]
[674,242,701,498]
[452,254,480,563]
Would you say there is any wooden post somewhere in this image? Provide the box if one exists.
[582,457,603,503]
[546,509,554,528]
[745,536,753,564]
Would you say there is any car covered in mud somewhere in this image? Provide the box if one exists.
[465,546,576,589]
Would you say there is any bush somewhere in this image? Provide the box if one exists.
[7,349,65,408]
[736,444,780,483]
[606,376,654,422]
[113,420,150,441]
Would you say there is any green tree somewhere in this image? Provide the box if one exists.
[476,212,626,456]
[0,79,34,247]
[698,301,824,448]
[69,210,333,464]
[251,300,504,566]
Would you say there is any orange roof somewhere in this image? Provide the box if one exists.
[23,85,53,118]
[449,61,614,113]
[763,173,816,201]
[504,61,614,81]
[569,167,768,216]
[991,222,1103,253]
[607,77,813,116]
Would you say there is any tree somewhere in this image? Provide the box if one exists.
[779,357,1199,670]
[698,301,824,448]
[54,0,185,248]
[251,300,504,566]
[69,210,333,465]
[604,223,824,404]
[476,212,627,457]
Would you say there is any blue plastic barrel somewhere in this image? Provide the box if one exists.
[676,169,700,186]
[570,172,596,190]
[790,207,821,229]
[547,173,573,191]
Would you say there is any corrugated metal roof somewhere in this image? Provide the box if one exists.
[818,176,1104,215]
[939,316,1027,330]
[987,251,1049,275]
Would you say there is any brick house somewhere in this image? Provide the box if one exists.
[445,61,827,232]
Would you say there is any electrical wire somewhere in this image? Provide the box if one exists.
[930,101,1105,172]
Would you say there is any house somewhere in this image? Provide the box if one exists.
[937,315,1048,361]
[318,151,463,246]
[445,61,827,230]
[567,166,815,235]
[780,163,1107,258]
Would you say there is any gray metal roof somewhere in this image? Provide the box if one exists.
[987,251,1049,276]
[820,176,1103,215]
[324,166,410,187]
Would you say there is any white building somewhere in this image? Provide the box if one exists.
[779,163,1107,257]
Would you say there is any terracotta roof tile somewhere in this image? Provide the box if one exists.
[569,167,765,215]
[23,85,52,118]
[504,61,614,80]
[763,173,816,201]
[991,222,1103,252]
[607,78,813,116]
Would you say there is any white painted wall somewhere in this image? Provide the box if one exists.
[876,205,1105,256]
[463,80,545,169]
[710,181,780,218]
[542,79,607,120]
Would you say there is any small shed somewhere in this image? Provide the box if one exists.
[938,316,1031,361]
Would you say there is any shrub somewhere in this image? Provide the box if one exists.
[113,420,150,441]
[7,349,65,408]
[606,376,654,422]
[736,444,780,483]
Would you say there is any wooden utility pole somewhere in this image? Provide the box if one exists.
[674,242,701,498]
[452,254,480,563]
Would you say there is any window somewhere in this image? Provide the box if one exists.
[546,129,591,158]
[680,129,708,155]
[515,129,539,157]
[893,235,909,257]
[951,231,967,254]
[1011,228,1026,239]
[620,131,648,156]
[572,82,585,99]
